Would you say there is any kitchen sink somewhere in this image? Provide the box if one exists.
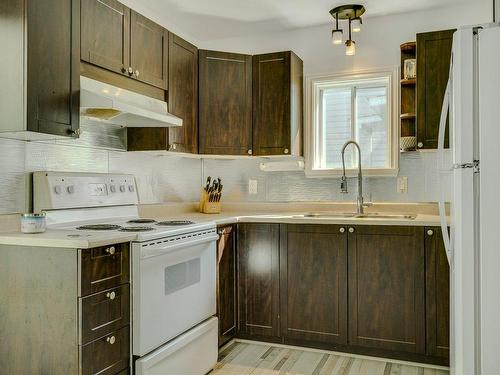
[294,212,417,220]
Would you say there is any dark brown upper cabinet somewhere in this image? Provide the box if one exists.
[280,224,348,347]
[81,0,130,76]
[168,34,199,154]
[425,227,450,364]
[199,50,253,155]
[81,0,168,90]
[348,226,426,355]
[416,29,455,149]
[216,225,237,347]
[0,0,80,139]
[130,11,168,89]
[252,51,303,156]
[237,224,280,342]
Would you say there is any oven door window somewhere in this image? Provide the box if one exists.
[164,257,201,295]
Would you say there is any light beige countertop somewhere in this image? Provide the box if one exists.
[0,202,447,248]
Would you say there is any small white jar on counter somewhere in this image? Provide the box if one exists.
[20,213,47,233]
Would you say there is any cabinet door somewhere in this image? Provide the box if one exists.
[425,227,450,362]
[416,29,455,149]
[252,52,290,156]
[217,225,237,347]
[130,11,168,89]
[199,50,252,155]
[168,34,198,153]
[27,0,80,137]
[237,224,280,341]
[348,226,425,354]
[280,224,348,347]
[81,0,130,75]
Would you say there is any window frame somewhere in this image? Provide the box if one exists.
[304,68,399,178]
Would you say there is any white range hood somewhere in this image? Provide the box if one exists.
[80,76,182,128]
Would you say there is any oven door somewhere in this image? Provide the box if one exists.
[132,230,218,356]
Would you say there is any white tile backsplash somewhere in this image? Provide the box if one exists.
[0,137,451,214]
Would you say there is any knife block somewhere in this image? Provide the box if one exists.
[199,190,221,214]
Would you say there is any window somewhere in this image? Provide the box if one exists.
[305,70,398,177]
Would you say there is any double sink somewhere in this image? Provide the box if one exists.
[293,212,417,220]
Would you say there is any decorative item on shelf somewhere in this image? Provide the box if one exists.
[404,59,417,79]
[329,4,365,56]
[20,213,46,233]
[400,136,417,152]
[200,176,223,214]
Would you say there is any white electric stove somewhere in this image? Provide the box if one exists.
[33,172,219,375]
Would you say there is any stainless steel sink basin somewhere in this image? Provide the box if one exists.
[294,212,416,220]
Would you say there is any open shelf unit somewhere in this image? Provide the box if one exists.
[400,41,417,152]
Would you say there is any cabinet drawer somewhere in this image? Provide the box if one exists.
[81,326,130,375]
[80,243,130,296]
[81,284,130,344]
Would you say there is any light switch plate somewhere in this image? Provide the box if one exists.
[248,179,258,195]
[397,176,408,193]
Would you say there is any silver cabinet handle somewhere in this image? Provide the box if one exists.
[135,70,140,77]
[417,142,424,148]
[247,149,253,155]
[106,291,116,300]
[348,227,355,233]
[105,246,116,255]
[339,227,345,233]
[284,148,289,154]
[427,229,434,236]
[106,336,116,345]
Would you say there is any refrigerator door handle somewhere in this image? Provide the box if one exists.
[437,63,453,265]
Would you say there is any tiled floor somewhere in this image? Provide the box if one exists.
[213,341,449,375]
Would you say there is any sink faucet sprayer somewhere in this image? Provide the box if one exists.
[340,140,372,214]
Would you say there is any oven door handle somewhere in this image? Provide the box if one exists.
[141,233,219,259]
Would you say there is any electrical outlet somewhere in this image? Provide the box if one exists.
[397,176,408,193]
[248,179,258,195]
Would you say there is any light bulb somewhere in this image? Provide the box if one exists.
[345,40,356,56]
[332,29,343,45]
[351,17,362,33]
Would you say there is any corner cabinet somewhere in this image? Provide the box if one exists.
[237,224,280,341]
[280,224,348,348]
[0,0,80,139]
[416,29,455,149]
[167,34,199,153]
[252,51,303,156]
[199,50,253,155]
[216,225,238,347]
[348,225,425,355]
[425,227,450,363]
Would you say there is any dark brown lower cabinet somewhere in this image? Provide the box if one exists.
[425,227,450,364]
[237,223,280,341]
[217,225,237,347]
[280,224,348,347]
[348,226,426,355]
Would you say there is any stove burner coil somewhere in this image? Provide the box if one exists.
[126,219,157,224]
[119,226,155,232]
[76,224,122,231]
[156,220,195,226]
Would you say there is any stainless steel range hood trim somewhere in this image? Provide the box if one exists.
[80,76,182,128]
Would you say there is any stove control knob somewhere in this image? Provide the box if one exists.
[128,185,135,192]
[109,185,116,193]
[54,185,62,194]
[119,185,126,192]
[66,185,74,194]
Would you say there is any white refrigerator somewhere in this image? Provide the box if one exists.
[438,24,500,375]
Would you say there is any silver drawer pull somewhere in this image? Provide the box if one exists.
[105,246,116,255]
[427,229,434,236]
[106,291,116,300]
[348,227,355,233]
[106,336,116,345]
[339,227,345,233]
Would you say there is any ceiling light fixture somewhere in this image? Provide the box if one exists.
[329,4,365,56]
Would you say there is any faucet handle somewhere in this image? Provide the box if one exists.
[340,176,348,194]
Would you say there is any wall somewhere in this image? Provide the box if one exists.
[0,1,492,215]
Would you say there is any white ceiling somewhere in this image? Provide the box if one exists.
[142,0,472,41]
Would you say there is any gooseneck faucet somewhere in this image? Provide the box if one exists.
[340,140,368,214]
